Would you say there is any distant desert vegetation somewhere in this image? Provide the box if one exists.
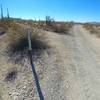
[83,23,100,37]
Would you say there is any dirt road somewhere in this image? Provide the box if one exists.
[42,25,100,100]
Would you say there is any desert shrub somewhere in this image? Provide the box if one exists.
[0,19,23,32]
[6,24,50,63]
[83,23,97,33]
[0,19,13,30]
[83,23,94,30]
[52,23,68,33]
[44,19,73,34]
[50,22,73,34]
[83,23,100,37]
[45,16,54,26]
[8,29,48,50]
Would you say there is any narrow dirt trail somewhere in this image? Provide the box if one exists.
[42,25,100,100]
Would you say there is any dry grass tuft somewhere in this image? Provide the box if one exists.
[7,29,49,52]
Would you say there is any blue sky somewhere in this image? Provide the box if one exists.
[0,0,100,22]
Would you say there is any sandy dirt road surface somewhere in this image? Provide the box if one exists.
[42,25,100,100]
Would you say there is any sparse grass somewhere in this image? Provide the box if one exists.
[0,19,24,34]
[0,20,12,36]
[0,19,13,30]
[83,23,94,30]
[83,23,100,37]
